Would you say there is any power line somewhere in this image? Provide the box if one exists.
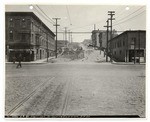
[70,18,106,30]
[33,6,55,25]
[66,6,72,25]
[113,10,145,27]
[36,5,55,24]
[56,31,124,34]
[114,6,145,24]
[34,5,64,32]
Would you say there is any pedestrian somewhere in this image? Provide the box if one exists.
[16,54,22,68]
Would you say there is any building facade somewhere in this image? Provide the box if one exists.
[6,12,55,62]
[99,30,118,50]
[109,30,146,62]
[91,30,100,48]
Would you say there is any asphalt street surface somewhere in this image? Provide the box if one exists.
[5,63,145,117]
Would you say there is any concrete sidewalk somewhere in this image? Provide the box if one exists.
[112,61,146,65]
[5,56,55,64]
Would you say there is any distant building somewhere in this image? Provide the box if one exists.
[109,30,146,62]
[91,30,100,48]
[99,31,110,50]
[6,12,55,62]
[92,29,118,49]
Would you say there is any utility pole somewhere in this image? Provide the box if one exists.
[108,11,115,62]
[68,30,70,43]
[53,18,60,58]
[64,27,67,41]
[70,31,72,43]
[63,31,64,40]
[104,20,111,62]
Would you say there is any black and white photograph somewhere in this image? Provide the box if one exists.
[2,0,149,120]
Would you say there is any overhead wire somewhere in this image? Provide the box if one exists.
[70,6,131,31]
[114,6,145,24]
[33,5,64,32]
[32,5,145,36]
[113,10,145,27]
[66,6,72,25]
[36,5,55,24]
[33,5,55,28]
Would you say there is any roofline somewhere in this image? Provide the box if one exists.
[5,12,55,37]
[109,30,146,42]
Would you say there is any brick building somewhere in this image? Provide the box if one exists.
[6,12,55,62]
[109,30,146,62]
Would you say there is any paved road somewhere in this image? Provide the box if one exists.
[5,63,145,117]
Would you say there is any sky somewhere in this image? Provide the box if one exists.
[5,5,146,42]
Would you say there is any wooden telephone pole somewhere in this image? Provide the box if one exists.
[108,11,115,62]
[53,18,60,58]
[104,20,111,62]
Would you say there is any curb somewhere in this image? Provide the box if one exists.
[111,62,146,65]
[5,57,56,65]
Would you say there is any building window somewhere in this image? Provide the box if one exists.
[31,34,34,43]
[123,41,125,46]
[117,42,119,48]
[31,21,34,31]
[27,19,31,28]
[120,50,122,55]
[114,51,116,55]
[15,19,20,29]
[131,37,136,49]
[9,18,13,27]
[22,19,26,28]
[120,40,122,47]
[37,49,38,54]
[131,37,136,44]
[35,35,39,45]
[9,31,13,41]
[21,34,26,42]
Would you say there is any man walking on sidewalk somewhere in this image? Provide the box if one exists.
[16,54,22,68]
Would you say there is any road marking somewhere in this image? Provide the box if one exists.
[7,77,55,115]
